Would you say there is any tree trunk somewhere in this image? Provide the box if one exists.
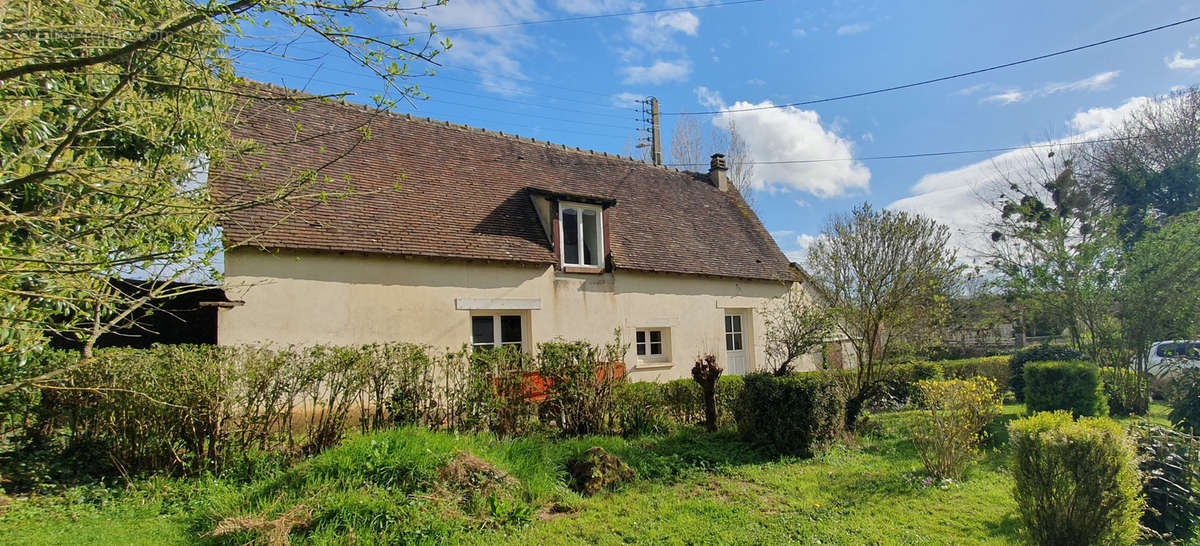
[691,354,722,432]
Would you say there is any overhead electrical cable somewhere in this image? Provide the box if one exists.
[663,136,1137,167]
[665,14,1200,116]
[235,68,636,139]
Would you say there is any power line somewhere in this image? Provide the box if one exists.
[236,68,636,139]
[663,137,1135,167]
[666,15,1200,116]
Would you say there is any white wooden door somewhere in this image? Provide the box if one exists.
[724,313,747,375]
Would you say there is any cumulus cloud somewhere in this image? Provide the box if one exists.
[1166,51,1200,70]
[980,71,1119,105]
[695,87,871,198]
[836,23,870,35]
[887,95,1153,255]
[624,60,691,84]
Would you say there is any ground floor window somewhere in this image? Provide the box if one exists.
[636,329,669,361]
[471,314,523,352]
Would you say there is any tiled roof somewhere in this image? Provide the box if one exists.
[212,83,796,282]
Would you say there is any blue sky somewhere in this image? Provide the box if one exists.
[235,0,1200,263]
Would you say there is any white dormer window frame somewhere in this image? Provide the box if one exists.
[558,201,605,269]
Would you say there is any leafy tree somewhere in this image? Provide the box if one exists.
[0,0,447,394]
[1087,87,1200,244]
[987,151,1121,363]
[807,203,962,427]
[761,283,836,376]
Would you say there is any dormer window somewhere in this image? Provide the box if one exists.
[559,202,604,269]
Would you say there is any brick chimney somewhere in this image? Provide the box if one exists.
[708,153,729,191]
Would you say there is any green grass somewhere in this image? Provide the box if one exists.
[0,404,1178,545]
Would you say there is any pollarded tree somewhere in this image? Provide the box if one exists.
[807,203,962,427]
[0,0,448,394]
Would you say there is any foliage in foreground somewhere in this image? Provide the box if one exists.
[1009,411,1143,546]
[0,408,1028,546]
[909,378,1003,480]
[1130,422,1200,542]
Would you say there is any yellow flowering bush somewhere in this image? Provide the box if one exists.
[909,377,1003,479]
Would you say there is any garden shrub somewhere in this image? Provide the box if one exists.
[734,372,844,457]
[1024,361,1108,417]
[1130,422,1200,542]
[1009,344,1083,402]
[1009,411,1143,546]
[657,376,742,427]
[613,382,671,436]
[940,355,1011,393]
[1169,369,1200,434]
[536,339,626,436]
[1098,367,1149,417]
[909,377,1003,479]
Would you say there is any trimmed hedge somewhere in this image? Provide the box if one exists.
[940,356,1011,392]
[1024,361,1108,417]
[734,372,845,457]
[1009,412,1143,546]
[613,376,744,435]
[1010,345,1083,402]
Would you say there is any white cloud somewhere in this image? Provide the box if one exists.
[792,27,807,37]
[408,0,543,95]
[694,86,724,109]
[1066,96,1151,133]
[794,199,810,208]
[1167,51,1200,70]
[746,78,766,86]
[982,90,1028,105]
[769,229,796,239]
[1043,71,1120,94]
[979,71,1119,105]
[860,132,875,143]
[1190,35,1200,48]
[695,86,871,198]
[836,23,870,35]
[623,60,691,84]
[655,11,700,35]
[610,91,645,108]
[887,95,1154,255]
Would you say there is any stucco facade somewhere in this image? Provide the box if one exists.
[218,248,821,381]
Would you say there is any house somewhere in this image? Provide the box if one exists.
[211,84,827,380]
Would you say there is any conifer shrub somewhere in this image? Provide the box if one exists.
[909,377,1003,479]
[1023,361,1108,417]
[1009,345,1083,402]
[1008,411,1143,546]
[733,372,844,457]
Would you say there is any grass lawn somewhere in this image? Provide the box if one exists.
[0,404,1176,545]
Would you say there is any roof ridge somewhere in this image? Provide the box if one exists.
[239,78,698,175]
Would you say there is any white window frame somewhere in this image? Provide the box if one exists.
[558,201,604,269]
[470,312,526,352]
[635,328,669,362]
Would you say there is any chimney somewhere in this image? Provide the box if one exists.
[708,153,729,191]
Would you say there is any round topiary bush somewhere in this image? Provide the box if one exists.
[1009,344,1083,402]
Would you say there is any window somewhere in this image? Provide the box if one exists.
[635,329,668,361]
[559,202,603,268]
[724,315,744,351]
[471,314,523,352]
